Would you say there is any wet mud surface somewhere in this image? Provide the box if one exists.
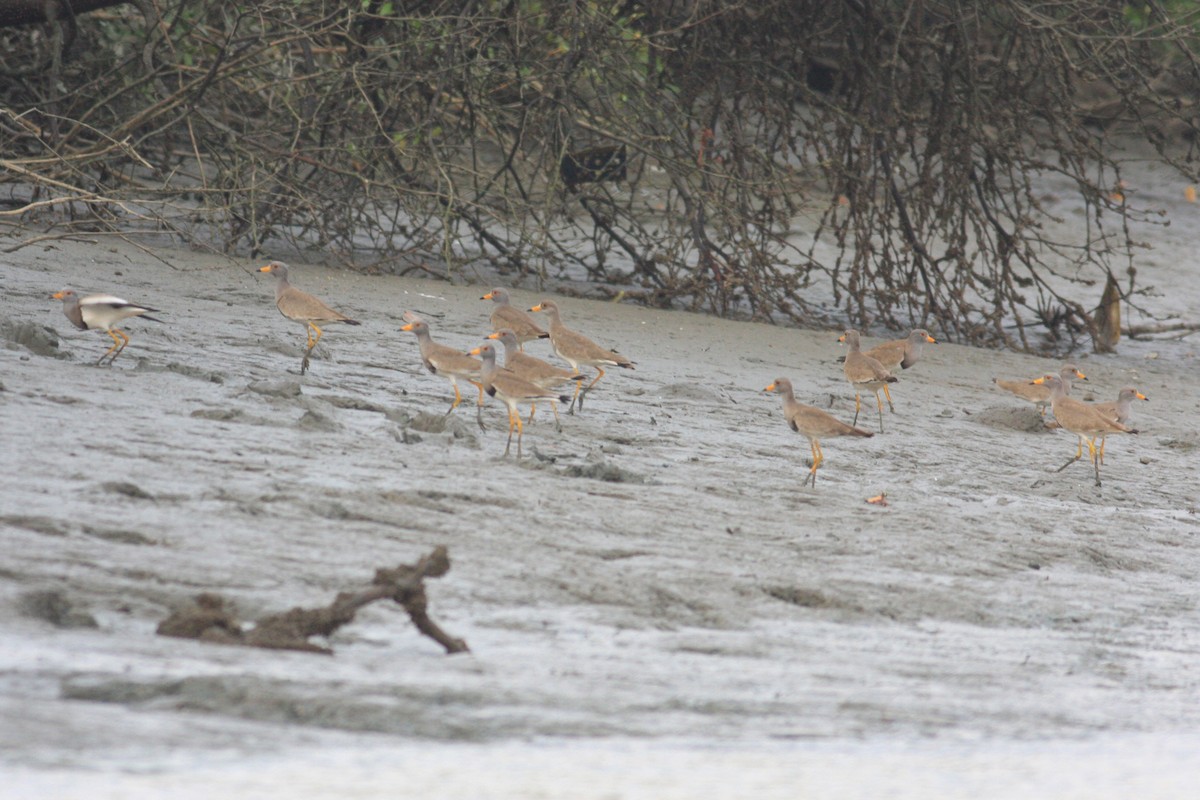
[2,226,1200,797]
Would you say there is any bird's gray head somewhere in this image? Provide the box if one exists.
[486,329,520,351]
[257,261,290,279]
[400,318,429,335]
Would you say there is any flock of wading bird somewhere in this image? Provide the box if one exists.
[49,261,1147,487]
[772,330,1145,489]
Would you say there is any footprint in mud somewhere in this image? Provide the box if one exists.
[97,481,157,501]
[191,408,244,422]
[319,395,412,424]
[138,361,226,384]
[18,590,99,629]
[1,515,71,537]
[518,452,647,483]
[297,408,341,432]
[657,382,724,403]
[82,524,160,546]
[973,405,1057,433]
[561,458,646,483]
[2,318,65,358]
[396,410,481,446]
[247,379,304,399]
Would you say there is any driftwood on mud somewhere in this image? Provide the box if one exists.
[1125,321,1200,339]
[156,546,468,655]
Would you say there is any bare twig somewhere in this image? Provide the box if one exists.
[0,1,1196,351]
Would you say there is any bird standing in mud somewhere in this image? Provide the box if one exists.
[1092,386,1148,465]
[258,261,361,375]
[481,288,547,348]
[51,289,163,365]
[993,363,1087,417]
[839,329,898,432]
[1032,373,1137,487]
[860,329,937,412]
[401,316,487,430]
[470,341,570,457]
[765,377,873,487]
[528,299,635,412]
[486,328,585,430]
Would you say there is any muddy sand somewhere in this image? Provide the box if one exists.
[2,223,1200,798]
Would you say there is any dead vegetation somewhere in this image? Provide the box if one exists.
[156,546,468,655]
[2,1,1199,350]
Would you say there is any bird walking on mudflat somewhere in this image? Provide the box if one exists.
[839,329,898,433]
[1032,373,1137,487]
[1092,386,1148,465]
[52,289,163,365]
[401,317,486,430]
[993,363,1087,417]
[487,328,585,430]
[481,288,548,347]
[863,329,939,373]
[765,377,873,487]
[862,329,937,411]
[258,261,360,375]
[528,299,634,412]
[470,342,570,457]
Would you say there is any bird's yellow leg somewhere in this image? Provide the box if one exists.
[571,371,583,402]
[882,383,895,413]
[576,366,607,412]
[97,329,123,364]
[527,402,538,424]
[1088,437,1103,486]
[444,380,463,414]
[514,407,525,456]
[565,366,584,413]
[503,407,517,456]
[802,439,823,486]
[852,393,862,427]
[584,367,607,393]
[308,322,324,349]
[1056,436,1087,472]
[466,380,486,431]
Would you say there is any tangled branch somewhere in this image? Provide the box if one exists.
[1,1,1197,351]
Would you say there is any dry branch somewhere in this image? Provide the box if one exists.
[156,546,468,655]
[1,1,1197,352]
[1125,322,1200,338]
